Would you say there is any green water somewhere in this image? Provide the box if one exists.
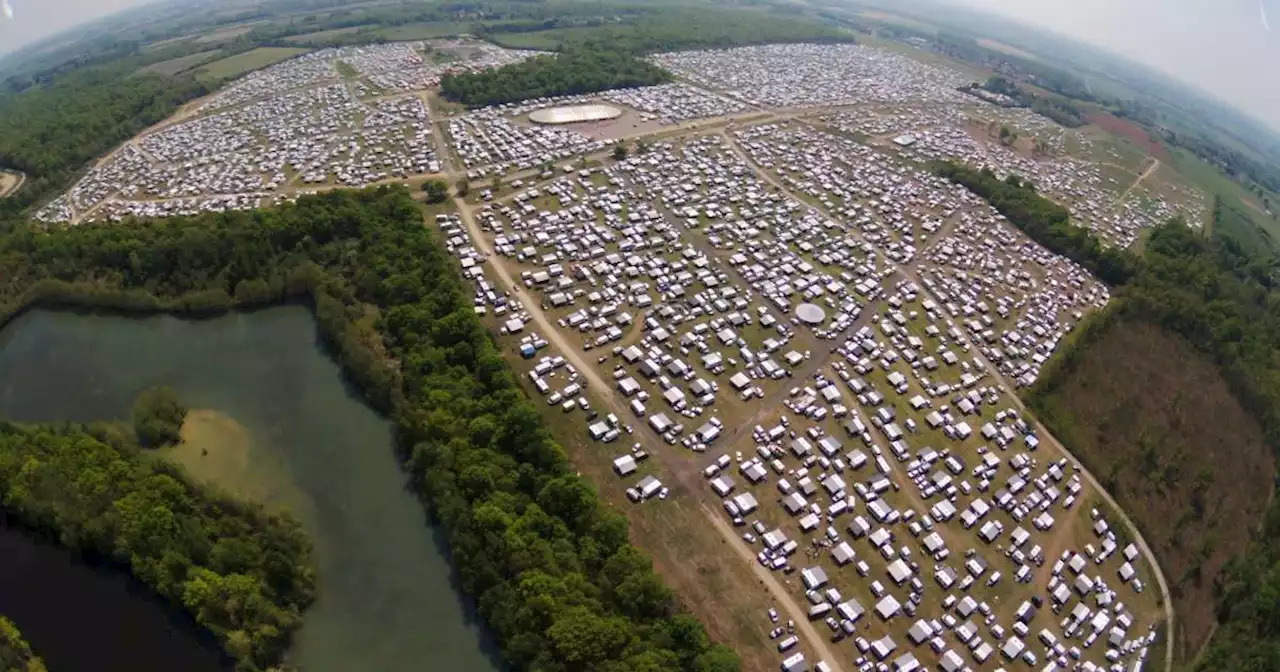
[0,306,500,672]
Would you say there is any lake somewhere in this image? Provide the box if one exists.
[0,306,499,672]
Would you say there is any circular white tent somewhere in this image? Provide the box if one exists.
[529,104,623,125]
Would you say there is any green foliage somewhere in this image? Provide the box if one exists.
[612,145,629,161]
[441,46,670,108]
[0,187,730,672]
[0,423,314,671]
[423,179,450,203]
[932,162,1140,285]
[454,178,471,198]
[131,385,188,448]
[0,617,45,672]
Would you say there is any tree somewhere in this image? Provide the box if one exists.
[423,180,449,204]
[612,144,628,161]
[132,385,187,448]
[455,179,470,198]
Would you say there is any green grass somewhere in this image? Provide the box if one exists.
[138,49,223,76]
[1170,147,1280,239]
[335,60,359,79]
[484,27,595,50]
[283,27,365,44]
[193,47,310,81]
[372,22,474,41]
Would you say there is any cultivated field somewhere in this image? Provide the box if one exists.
[193,47,311,81]
[138,49,223,76]
[1030,319,1274,660]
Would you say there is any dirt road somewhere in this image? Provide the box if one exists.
[1114,158,1161,206]
[723,128,1176,672]
[452,195,849,672]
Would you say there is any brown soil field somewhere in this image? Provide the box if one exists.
[0,171,21,198]
[1031,318,1273,660]
[1088,112,1171,161]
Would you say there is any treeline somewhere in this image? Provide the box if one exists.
[0,617,45,672]
[0,187,736,672]
[441,47,671,107]
[0,422,314,671]
[932,162,1140,285]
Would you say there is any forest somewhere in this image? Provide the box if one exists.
[0,188,735,672]
[931,162,1140,284]
[0,422,314,671]
[0,618,44,672]
[441,46,670,107]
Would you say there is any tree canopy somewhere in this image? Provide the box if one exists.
[132,385,188,448]
[441,46,670,108]
[0,617,45,672]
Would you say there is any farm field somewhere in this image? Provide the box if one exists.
[1029,318,1274,661]
[137,49,222,76]
[283,27,366,44]
[371,22,475,41]
[193,47,310,81]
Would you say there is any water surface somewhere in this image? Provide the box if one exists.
[0,306,498,672]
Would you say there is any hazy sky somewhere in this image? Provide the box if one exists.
[942,0,1280,131]
[0,0,156,56]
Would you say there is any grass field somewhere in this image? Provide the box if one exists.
[1169,147,1280,239]
[284,27,365,44]
[371,22,474,41]
[484,26,605,51]
[138,49,222,76]
[194,47,310,82]
[193,22,262,44]
[1031,318,1274,662]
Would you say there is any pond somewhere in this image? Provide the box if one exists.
[0,306,500,672]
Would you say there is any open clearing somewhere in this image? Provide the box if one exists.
[857,11,938,34]
[372,22,474,41]
[193,47,310,81]
[0,171,22,198]
[138,49,223,76]
[1031,319,1274,661]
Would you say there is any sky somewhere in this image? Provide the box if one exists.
[941,0,1280,132]
[0,0,156,56]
